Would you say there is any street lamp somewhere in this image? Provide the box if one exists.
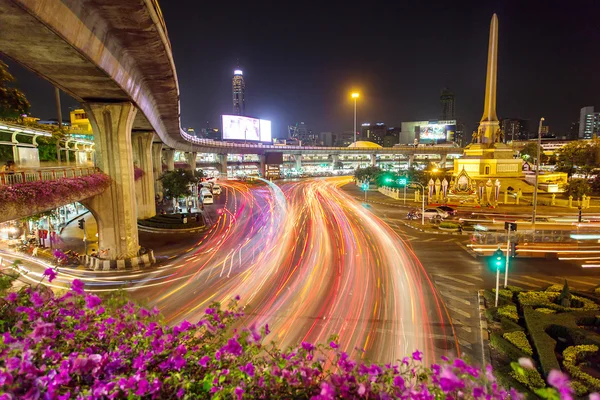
[409,182,426,226]
[531,117,545,228]
[351,93,359,144]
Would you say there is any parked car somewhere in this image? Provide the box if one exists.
[436,205,457,216]
[423,208,449,220]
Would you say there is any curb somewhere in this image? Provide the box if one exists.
[137,224,207,234]
[477,289,492,366]
[81,250,156,271]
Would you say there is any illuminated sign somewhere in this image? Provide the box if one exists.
[222,115,272,142]
[234,70,243,75]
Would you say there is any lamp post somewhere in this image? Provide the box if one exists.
[531,117,545,227]
[352,93,359,144]
[409,182,426,225]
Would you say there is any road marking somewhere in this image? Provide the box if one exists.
[442,238,457,242]
[441,275,482,284]
[559,277,597,287]
[522,276,561,285]
[440,291,471,306]
[507,277,538,288]
[435,280,471,293]
[456,242,477,258]
[423,238,437,242]
[445,304,472,319]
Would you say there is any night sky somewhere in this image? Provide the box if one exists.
[2,0,599,138]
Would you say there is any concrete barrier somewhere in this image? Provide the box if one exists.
[81,250,155,271]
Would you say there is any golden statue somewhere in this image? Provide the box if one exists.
[471,130,478,143]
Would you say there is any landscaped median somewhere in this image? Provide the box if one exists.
[0,268,598,399]
[138,213,206,233]
[0,173,111,223]
[483,281,600,397]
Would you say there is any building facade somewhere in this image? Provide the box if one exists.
[579,106,600,139]
[290,122,318,146]
[500,118,527,142]
[232,69,245,116]
[440,88,455,120]
[360,122,386,146]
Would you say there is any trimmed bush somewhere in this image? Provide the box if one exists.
[498,304,519,323]
[483,289,513,307]
[490,332,530,361]
[523,307,561,375]
[535,307,557,314]
[500,317,524,332]
[562,345,600,392]
[595,287,600,296]
[503,331,533,356]
[509,362,545,391]
[546,284,563,293]
[518,291,599,311]
[439,222,459,229]
[494,288,513,300]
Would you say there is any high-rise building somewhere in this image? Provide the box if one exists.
[501,118,527,142]
[440,88,455,120]
[383,127,400,147]
[579,106,600,139]
[360,122,386,146]
[569,122,580,140]
[232,69,245,115]
[290,122,318,146]
[319,132,334,147]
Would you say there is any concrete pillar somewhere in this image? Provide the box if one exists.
[408,154,414,168]
[185,152,197,170]
[218,154,228,178]
[132,132,156,220]
[259,154,266,177]
[152,143,163,199]
[164,149,175,171]
[370,154,376,167]
[440,154,447,168]
[331,154,339,168]
[295,155,302,170]
[82,102,139,260]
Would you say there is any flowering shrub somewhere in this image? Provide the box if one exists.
[503,331,533,356]
[546,284,564,293]
[535,307,557,314]
[0,173,111,219]
[0,269,597,399]
[134,167,144,181]
[498,304,519,322]
[518,291,599,311]
[563,345,600,393]
[509,360,545,391]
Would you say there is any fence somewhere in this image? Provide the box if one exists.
[0,167,98,186]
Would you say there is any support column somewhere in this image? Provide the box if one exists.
[164,149,175,171]
[132,132,156,220]
[81,102,139,260]
[408,154,414,168]
[440,154,447,168]
[218,154,228,178]
[152,143,163,200]
[259,154,266,177]
[331,154,339,168]
[370,154,376,167]
[185,152,197,170]
[295,155,302,170]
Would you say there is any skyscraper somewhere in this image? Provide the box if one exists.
[232,68,245,115]
[440,88,455,121]
[579,106,600,139]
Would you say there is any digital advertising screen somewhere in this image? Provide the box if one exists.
[418,124,447,141]
[259,119,272,142]
[222,115,272,142]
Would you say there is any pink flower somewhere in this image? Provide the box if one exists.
[43,268,57,283]
[412,350,423,361]
[329,341,339,349]
[518,357,535,370]
[71,279,85,295]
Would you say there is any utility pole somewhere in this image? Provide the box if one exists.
[531,117,544,227]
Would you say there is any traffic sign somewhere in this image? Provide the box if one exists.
[504,222,517,232]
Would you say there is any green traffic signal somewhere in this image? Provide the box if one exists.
[398,178,407,186]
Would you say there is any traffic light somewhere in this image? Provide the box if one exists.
[492,248,503,270]
[510,242,517,258]
[78,219,85,230]
[361,182,369,191]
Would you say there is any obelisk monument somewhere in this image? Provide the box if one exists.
[479,13,499,145]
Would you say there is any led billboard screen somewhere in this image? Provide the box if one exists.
[222,115,272,142]
[418,124,447,140]
[259,119,272,142]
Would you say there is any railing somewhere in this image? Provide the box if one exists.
[0,167,98,186]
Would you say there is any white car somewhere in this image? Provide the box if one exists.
[422,208,449,220]
[211,184,222,195]
[200,189,214,204]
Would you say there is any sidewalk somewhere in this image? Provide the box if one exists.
[342,183,598,216]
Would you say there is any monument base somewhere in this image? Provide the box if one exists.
[81,250,155,271]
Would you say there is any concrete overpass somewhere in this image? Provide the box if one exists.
[0,0,463,263]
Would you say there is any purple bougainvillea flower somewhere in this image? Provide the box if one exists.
[329,341,339,349]
[43,268,58,283]
[412,350,422,361]
[71,279,85,295]
[30,291,44,308]
[301,342,315,352]
[548,370,573,400]
[199,356,211,367]
[589,393,600,400]
[393,375,405,388]
[234,386,244,400]
[85,294,102,309]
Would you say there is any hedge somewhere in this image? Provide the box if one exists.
[498,304,519,323]
[563,345,600,393]
[534,308,557,315]
[483,289,514,308]
[493,366,535,399]
[439,222,459,229]
[518,291,599,312]
[509,366,545,391]
[523,307,561,376]
[503,331,533,356]
[500,317,525,332]
[490,332,530,361]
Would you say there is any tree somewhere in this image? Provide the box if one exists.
[557,280,572,308]
[160,169,198,210]
[406,167,427,186]
[354,166,382,183]
[556,140,597,177]
[565,178,591,199]
[0,61,30,120]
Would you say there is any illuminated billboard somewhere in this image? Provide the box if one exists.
[417,121,456,142]
[222,115,272,142]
